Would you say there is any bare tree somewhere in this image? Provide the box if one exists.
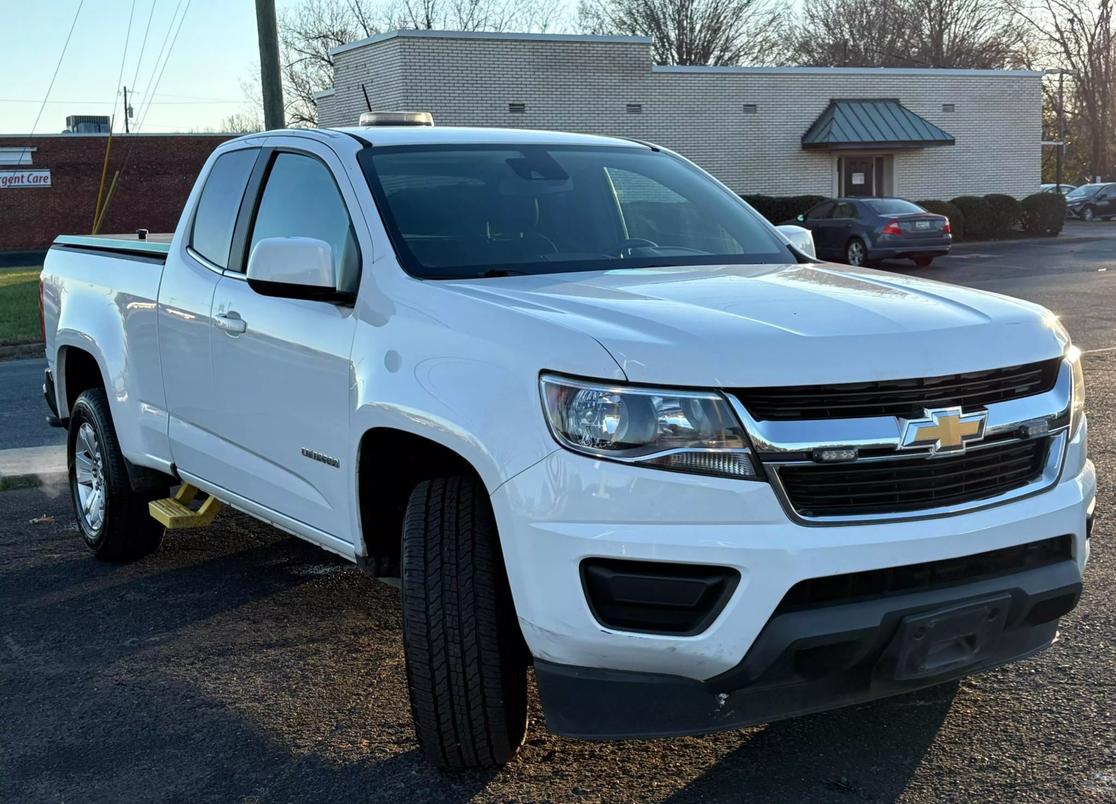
[279,0,379,126]
[278,0,567,126]
[1014,0,1115,179]
[386,0,565,31]
[789,0,913,66]
[790,0,1025,68]
[579,0,789,66]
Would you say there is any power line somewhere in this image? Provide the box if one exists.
[29,0,86,136]
[111,0,138,133]
[129,0,159,93]
[131,0,183,131]
[134,0,193,133]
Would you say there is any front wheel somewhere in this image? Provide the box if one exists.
[845,237,868,267]
[68,388,167,561]
[1081,205,1096,222]
[401,476,529,769]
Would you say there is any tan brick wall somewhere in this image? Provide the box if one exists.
[320,32,1041,200]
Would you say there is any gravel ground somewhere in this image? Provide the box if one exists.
[0,351,1111,803]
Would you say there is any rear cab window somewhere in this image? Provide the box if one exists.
[189,148,258,268]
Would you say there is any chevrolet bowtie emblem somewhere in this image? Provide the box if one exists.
[900,407,987,455]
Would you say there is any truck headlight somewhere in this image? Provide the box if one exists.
[1068,345,1085,439]
[539,374,760,479]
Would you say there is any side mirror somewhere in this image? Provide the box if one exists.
[246,237,354,303]
[775,224,816,259]
[796,214,805,222]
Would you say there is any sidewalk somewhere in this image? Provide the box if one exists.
[953,219,1116,249]
[0,445,66,490]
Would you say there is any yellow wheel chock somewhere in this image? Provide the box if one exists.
[148,484,224,530]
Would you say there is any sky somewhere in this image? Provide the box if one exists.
[0,0,307,134]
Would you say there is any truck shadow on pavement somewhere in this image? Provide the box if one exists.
[1,493,958,803]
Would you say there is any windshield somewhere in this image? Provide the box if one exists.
[1067,185,1102,199]
[358,144,791,279]
[864,199,926,215]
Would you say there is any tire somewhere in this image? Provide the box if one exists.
[1081,205,1096,222]
[845,237,868,267]
[401,476,528,769]
[913,256,934,267]
[68,388,167,561]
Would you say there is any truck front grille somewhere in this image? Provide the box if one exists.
[777,437,1049,518]
[774,535,1072,614]
[734,358,1060,421]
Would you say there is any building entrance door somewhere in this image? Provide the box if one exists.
[841,156,876,196]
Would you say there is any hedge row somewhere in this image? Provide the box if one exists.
[916,193,1066,240]
[740,194,828,224]
[738,191,1066,241]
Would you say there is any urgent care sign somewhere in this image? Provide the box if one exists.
[0,169,51,189]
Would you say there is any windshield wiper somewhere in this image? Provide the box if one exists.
[421,268,531,280]
[477,268,529,278]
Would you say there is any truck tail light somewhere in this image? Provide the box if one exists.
[38,277,46,342]
[881,220,902,236]
[942,218,952,234]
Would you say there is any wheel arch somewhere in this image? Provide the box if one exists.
[355,426,486,577]
[56,344,108,418]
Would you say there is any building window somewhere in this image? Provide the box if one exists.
[942,103,956,112]
[0,147,34,166]
[743,103,758,114]
[508,102,527,114]
[626,103,642,114]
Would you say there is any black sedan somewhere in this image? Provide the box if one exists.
[1064,183,1116,221]
[792,197,951,267]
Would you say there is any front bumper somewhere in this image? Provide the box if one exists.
[491,420,1093,733]
[534,558,1080,739]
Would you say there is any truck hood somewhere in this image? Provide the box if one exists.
[441,262,1065,387]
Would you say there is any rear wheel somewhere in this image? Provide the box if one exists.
[845,237,868,267]
[401,476,529,769]
[68,388,167,561]
[913,256,934,267]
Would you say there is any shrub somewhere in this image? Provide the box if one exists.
[983,193,1024,237]
[740,194,828,224]
[950,195,994,240]
[1022,192,1067,236]
[915,199,965,241]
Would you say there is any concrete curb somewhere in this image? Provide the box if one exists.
[0,342,44,362]
[0,446,66,491]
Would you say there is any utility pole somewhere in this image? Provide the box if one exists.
[255,0,285,130]
[1056,70,1064,190]
[122,86,131,134]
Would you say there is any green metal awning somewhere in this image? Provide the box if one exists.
[802,99,955,150]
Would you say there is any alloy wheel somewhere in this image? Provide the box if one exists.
[74,422,106,532]
[846,240,865,266]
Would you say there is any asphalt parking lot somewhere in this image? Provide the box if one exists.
[2,230,1114,802]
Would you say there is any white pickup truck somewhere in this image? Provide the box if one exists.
[41,120,1094,769]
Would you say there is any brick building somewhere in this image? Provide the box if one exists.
[0,133,232,254]
[316,30,1042,201]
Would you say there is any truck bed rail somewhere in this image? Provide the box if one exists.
[53,234,171,261]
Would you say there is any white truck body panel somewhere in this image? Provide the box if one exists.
[42,125,1093,705]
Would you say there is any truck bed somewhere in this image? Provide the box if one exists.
[54,233,171,261]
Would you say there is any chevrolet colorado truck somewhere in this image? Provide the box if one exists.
[41,120,1094,769]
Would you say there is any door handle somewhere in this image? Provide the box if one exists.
[215,312,247,335]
